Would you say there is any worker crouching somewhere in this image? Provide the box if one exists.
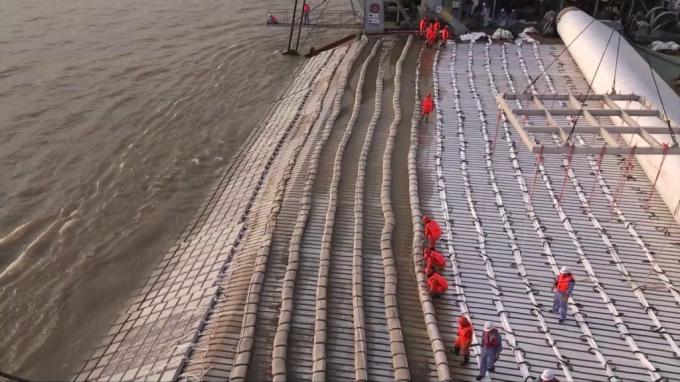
[423,247,446,276]
[422,215,441,249]
[426,272,448,297]
[453,315,473,366]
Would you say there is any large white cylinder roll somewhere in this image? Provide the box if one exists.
[557,7,680,225]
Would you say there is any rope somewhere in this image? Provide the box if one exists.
[558,144,576,203]
[521,16,597,94]
[612,145,637,210]
[640,49,679,146]
[565,26,616,145]
[612,33,621,93]
[529,145,544,199]
[644,143,670,207]
[587,145,607,203]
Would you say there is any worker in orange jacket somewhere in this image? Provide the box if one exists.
[424,247,446,276]
[419,18,428,39]
[423,215,441,249]
[421,92,434,122]
[426,272,448,297]
[454,315,474,366]
[552,266,575,323]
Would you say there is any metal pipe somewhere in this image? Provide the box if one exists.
[295,0,307,52]
[287,0,299,53]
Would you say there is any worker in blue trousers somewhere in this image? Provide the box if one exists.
[476,321,503,380]
[552,266,575,323]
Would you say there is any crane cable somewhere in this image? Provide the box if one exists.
[565,25,616,145]
[640,48,679,146]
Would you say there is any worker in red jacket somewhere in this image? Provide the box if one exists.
[424,247,446,276]
[302,2,311,24]
[552,266,575,323]
[421,92,434,122]
[440,26,450,43]
[419,18,428,39]
[454,315,474,366]
[426,272,448,297]
[423,215,441,249]
[433,20,441,35]
[426,25,436,47]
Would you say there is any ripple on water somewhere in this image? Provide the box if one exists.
[0,0,332,378]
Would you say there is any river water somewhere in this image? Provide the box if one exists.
[0,0,346,378]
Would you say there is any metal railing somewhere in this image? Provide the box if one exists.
[266,9,362,27]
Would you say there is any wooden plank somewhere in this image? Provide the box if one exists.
[566,94,620,149]
[532,96,568,141]
[496,94,536,152]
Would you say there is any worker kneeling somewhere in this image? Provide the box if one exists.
[422,215,441,249]
[426,272,448,297]
[424,247,446,276]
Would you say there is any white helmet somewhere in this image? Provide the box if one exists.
[560,266,571,274]
[541,369,555,381]
[483,321,494,331]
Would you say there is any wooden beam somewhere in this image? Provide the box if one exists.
[532,96,569,141]
[525,125,680,134]
[536,145,680,155]
[496,94,536,152]
[601,96,663,148]
[567,94,620,149]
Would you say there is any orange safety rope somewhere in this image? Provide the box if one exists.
[558,144,576,203]
[588,145,607,203]
[643,143,670,209]
[612,145,637,210]
[530,144,544,199]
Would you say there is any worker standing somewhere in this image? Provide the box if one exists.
[454,315,473,366]
[440,26,450,47]
[552,266,575,323]
[421,92,434,122]
[426,25,436,47]
[424,247,446,276]
[419,17,428,39]
[426,272,448,297]
[433,19,441,35]
[422,215,441,249]
[476,322,503,381]
[540,369,560,382]
[302,2,311,25]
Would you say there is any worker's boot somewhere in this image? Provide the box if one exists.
[461,355,470,366]
[453,346,460,355]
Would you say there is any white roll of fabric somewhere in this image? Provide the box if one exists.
[557,7,680,224]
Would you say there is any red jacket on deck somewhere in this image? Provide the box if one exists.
[421,94,434,117]
[440,27,450,41]
[423,215,441,242]
[427,272,448,295]
[434,21,441,34]
[419,19,427,34]
[426,26,436,44]
[455,315,474,353]
[424,248,446,275]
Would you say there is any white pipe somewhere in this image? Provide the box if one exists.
[557,7,680,225]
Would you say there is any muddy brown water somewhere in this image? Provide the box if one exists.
[0,0,352,378]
